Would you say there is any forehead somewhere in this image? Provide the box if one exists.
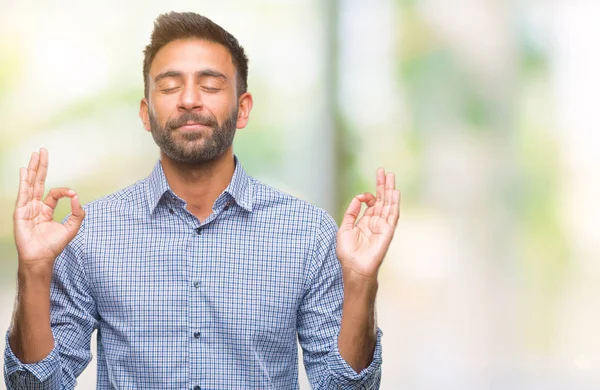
[149,38,235,78]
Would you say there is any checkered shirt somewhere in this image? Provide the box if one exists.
[4,158,382,389]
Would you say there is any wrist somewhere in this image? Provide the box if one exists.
[342,267,379,286]
[17,261,54,282]
[342,272,379,301]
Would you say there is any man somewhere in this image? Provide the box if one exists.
[4,12,399,389]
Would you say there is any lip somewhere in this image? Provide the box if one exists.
[176,123,210,131]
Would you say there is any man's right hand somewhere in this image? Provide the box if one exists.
[9,148,85,364]
[14,148,85,270]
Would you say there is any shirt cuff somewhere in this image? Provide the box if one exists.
[4,331,60,384]
[326,327,383,389]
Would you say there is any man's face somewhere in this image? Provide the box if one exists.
[142,38,241,164]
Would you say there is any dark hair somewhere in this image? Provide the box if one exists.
[143,12,248,98]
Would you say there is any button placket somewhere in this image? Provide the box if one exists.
[189,215,208,386]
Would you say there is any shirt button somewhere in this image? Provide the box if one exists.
[223,205,229,211]
[193,332,201,339]
[168,208,174,214]
[194,386,200,390]
[193,281,200,288]
[195,227,202,235]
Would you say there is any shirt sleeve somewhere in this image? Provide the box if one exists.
[297,212,383,389]
[4,220,98,390]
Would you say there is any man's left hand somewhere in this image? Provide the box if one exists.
[337,168,400,281]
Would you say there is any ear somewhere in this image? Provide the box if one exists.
[139,98,151,132]
[235,92,253,129]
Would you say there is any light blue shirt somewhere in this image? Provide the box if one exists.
[4,158,382,389]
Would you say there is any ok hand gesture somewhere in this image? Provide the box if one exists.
[337,168,400,280]
[13,149,85,268]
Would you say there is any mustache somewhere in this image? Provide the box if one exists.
[166,112,218,130]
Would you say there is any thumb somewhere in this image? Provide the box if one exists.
[340,196,362,230]
[340,192,376,231]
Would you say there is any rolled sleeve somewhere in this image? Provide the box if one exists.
[325,328,383,389]
[4,332,62,389]
[4,216,96,390]
[298,211,383,389]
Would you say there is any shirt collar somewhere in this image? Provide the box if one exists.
[223,156,254,212]
[145,157,254,214]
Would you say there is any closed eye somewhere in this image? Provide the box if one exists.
[161,87,180,93]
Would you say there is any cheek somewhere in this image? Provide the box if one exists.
[149,97,176,125]
[202,92,228,107]
[203,93,237,119]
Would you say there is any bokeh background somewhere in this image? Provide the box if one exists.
[1,0,599,388]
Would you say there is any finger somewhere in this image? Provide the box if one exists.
[15,168,29,208]
[387,190,401,226]
[26,152,40,200]
[381,172,396,220]
[340,196,363,230]
[63,194,85,238]
[385,172,396,192]
[26,152,39,186]
[358,192,377,217]
[375,168,385,200]
[44,187,76,210]
[355,192,376,207]
[374,168,385,215]
[33,148,49,201]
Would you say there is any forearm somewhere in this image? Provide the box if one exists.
[337,273,378,373]
[9,262,55,363]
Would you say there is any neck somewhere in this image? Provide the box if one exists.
[160,148,235,221]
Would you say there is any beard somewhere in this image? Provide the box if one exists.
[149,107,238,165]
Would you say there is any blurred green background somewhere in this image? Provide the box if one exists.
[1,1,599,388]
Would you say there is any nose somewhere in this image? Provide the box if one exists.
[178,83,203,112]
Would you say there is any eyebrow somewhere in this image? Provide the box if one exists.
[154,69,228,84]
[197,69,227,81]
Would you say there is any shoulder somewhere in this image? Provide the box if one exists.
[81,178,149,225]
[248,177,338,234]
